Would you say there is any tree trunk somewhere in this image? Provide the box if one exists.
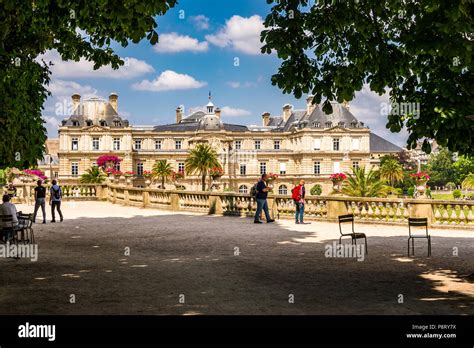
[201,173,206,191]
[162,176,165,189]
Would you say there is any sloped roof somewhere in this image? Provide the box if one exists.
[370,133,402,153]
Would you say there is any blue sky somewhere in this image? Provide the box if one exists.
[41,0,408,147]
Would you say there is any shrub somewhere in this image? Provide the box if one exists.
[310,184,322,196]
[407,187,415,197]
[446,182,456,190]
[453,189,462,199]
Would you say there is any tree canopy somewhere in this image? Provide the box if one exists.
[0,0,177,168]
[261,0,473,155]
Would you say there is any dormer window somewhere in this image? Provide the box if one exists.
[86,120,93,127]
[338,121,345,128]
[350,121,358,128]
[99,120,107,127]
[113,119,121,127]
[359,121,364,127]
[71,120,80,127]
[325,121,332,128]
[313,122,320,128]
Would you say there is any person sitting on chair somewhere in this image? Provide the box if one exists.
[0,194,19,241]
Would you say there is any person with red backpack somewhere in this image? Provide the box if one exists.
[292,180,308,224]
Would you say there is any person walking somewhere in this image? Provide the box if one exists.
[49,179,63,223]
[254,174,275,224]
[292,179,308,224]
[33,180,46,224]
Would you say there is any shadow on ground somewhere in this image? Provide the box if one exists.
[0,213,473,315]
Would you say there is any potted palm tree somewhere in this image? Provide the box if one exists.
[80,166,106,184]
[185,143,221,191]
[152,160,173,189]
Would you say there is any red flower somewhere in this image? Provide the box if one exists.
[97,155,122,168]
[330,173,347,182]
[410,172,430,181]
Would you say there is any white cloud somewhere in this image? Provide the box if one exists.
[38,50,154,79]
[132,70,207,92]
[221,106,251,117]
[48,79,99,101]
[227,81,258,88]
[153,32,208,53]
[350,84,408,147]
[43,115,61,137]
[190,15,210,30]
[205,15,265,55]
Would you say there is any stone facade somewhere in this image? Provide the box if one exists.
[56,93,401,194]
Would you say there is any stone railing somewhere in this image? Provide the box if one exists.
[7,183,103,203]
[7,183,474,228]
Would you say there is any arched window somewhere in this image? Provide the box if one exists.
[86,120,93,127]
[278,185,288,195]
[99,120,107,127]
[239,185,248,194]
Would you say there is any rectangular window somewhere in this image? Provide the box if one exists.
[178,162,185,173]
[260,162,267,175]
[54,172,59,178]
[254,140,261,150]
[175,140,182,150]
[92,137,100,150]
[333,161,340,173]
[136,162,144,176]
[71,138,78,151]
[352,138,360,151]
[333,138,340,151]
[274,140,280,150]
[313,138,321,150]
[314,161,321,175]
[235,140,241,150]
[71,162,78,177]
[114,162,120,171]
[240,164,247,175]
[155,139,162,150]
[352,161,360,170]
[113,138,121,151]
[134,139,142,150]
[279,162,286,175]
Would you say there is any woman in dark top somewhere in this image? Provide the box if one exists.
[33,180,47,224]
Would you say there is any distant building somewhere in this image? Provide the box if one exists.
[56,93,401,194]
[37,139,60,180]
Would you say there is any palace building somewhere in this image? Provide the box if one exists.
[56,93,401,194]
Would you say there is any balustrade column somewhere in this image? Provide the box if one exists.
[143,190,149,208]
[209,194,223,215]
[410,200,434,223]
[170,193,180,211]
[327,198,348,220]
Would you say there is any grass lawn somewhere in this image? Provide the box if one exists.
[432,193,454,200]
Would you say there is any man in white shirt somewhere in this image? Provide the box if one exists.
[0,194,18,227]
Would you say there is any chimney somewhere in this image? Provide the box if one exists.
[282,104,292,123]
[176,106,183,123]
[71,94,81,112]
[342,100,349,110]
[215,107,221,118]
[109,93,118,112]
[262,112,270,126]
[306,95,316,114]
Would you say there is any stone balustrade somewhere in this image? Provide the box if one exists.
[7,183,474,228]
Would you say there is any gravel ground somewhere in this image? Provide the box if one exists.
[0,201,473,315]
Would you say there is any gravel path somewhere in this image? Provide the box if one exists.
[0,201,473,315]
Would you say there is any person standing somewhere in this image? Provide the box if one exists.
[33,180,46,224]
[49,179,63,223]
[254,174,275,224]
[292,180,307,224]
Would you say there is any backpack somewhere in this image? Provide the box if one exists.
[52,187,61,200]
[291,185,301,201]
[249,183,258,198]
